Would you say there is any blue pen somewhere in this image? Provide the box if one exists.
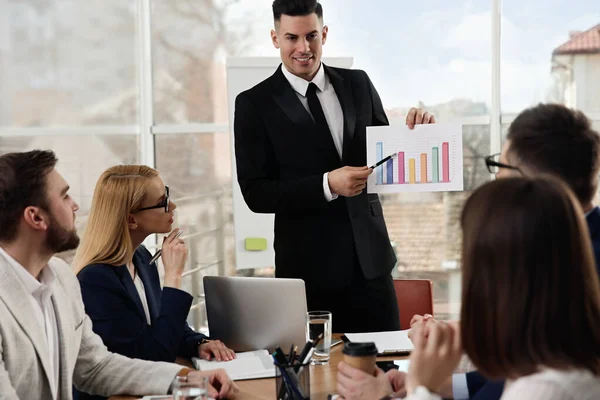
[273,349,307,399]
[272,354,305,399]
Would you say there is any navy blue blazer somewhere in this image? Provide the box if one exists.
[466,207,600,400]
[77,246,207,361]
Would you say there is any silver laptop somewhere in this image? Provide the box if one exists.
[203,276,307,352]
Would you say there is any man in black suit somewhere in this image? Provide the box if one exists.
[234,0,434,333]
[413,103,600,400]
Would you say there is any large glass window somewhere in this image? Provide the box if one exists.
[151,0,253,124]
[0,0,137,126]
[501,0,600,115]
[0,134,138,264]
[14,0,600,324]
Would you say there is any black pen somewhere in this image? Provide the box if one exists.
[311,332,324,348]
[149,230,183,264]
[369,152,397,169]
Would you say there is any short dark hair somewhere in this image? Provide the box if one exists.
[0,150,58,242]
[460,177,600,379]
[272,0,323,22]
[506,103,600,205]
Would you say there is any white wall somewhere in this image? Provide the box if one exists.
[574,54,600,114]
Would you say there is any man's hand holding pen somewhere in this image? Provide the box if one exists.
[328,166,373,197]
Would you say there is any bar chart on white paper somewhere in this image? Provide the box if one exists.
[366,124,464,193]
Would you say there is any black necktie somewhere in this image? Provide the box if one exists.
[306,82,331,135]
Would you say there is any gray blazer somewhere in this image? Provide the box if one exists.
[0,253,182,400]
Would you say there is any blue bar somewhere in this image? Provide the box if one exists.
[387,158,394,184]
[376,142,383,185]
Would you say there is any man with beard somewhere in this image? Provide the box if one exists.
[0,150,238,400]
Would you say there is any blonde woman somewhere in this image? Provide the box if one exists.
[73,166,235,400]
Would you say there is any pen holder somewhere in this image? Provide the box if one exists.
[274,361,311,400]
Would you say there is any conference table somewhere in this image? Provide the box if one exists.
[109,334,409,400]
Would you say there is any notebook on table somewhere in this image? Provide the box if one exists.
[192,349,276,380]
[343,329,414,356]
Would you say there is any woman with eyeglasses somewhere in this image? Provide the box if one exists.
[72,166,235,400]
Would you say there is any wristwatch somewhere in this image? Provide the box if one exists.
[176,367,193,382]
[198,337,212,346]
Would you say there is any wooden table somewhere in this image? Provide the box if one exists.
[109,335,408,400]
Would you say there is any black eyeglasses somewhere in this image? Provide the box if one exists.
[135,185,170,213]
[484,154,522,174]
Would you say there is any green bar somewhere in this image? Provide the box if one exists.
[432,147,439,183]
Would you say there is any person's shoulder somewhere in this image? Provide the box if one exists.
[48,256,84,292]
[506,369,600,399]
[48,256,75,278]
[237,69,279,100]
[77,260,120,282]
[327,65,369,81]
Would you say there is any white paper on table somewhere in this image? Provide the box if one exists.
[366,123,464,194]
[192,349,275,380]
[394,359,411,372]
[142,397,216,400]
[344,330,414,354]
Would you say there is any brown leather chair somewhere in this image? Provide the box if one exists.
[393,279,434,329]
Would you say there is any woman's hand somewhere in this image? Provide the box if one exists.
[406,320,462,395]
[161,228,187,288]
[198,340,236,362]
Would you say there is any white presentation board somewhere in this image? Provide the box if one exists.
[227,57,353,270]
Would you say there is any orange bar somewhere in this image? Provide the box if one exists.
[409,159,416,184]
[420,153,427,183]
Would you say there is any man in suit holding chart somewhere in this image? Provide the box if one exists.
[234,0,435,332]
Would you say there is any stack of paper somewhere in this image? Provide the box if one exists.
[192,350,275,380]
[344,329,414,355]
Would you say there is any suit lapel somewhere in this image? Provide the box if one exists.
[114,265,146,321]
[587,207,600,242]
[49,268,73,400]
[135,253,160,323]
[272,66,314,126]
[0,255,53,392]
[324,64,356,163]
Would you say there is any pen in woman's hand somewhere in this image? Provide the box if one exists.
[150,229,183,264]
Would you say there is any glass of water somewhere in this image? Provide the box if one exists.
[306,310,332,365]
[172,375,209,400]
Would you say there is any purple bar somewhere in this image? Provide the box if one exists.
[387,158,394,184]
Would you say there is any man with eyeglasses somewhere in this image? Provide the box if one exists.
[411,103,600,400]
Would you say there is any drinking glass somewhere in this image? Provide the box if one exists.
[305,311,332,365]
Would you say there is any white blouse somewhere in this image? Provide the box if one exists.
[133,273,152,325]
[405,369,600,400]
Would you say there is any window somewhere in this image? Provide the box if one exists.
[501,0,600,115]
[8,0,596,325]
[0,134,138,264]
[0,0,137,126]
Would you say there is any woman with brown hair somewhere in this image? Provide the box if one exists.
[336,176,600,399]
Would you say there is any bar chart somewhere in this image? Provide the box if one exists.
[367,124,463,193]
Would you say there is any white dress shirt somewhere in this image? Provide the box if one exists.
[408,369,600,400]
[133,273,152,325]
[0,247,60,400]
[281,63,344,202]
[451,373,470,399]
